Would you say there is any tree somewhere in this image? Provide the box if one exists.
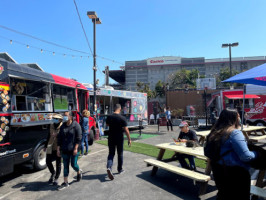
[155,80,165,97]
[168,69,200,89]
[217,67,239,88]
[135,81,155,100]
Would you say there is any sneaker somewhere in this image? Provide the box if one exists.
[84,152,88,156]
[53,179,59,186]
[118,169,125,174]
[57,182,69,191]
[79,154,83,158]
[107,168,114,180]
[48,174,55,184]
[77,169,83,182]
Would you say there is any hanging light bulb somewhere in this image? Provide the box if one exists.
[27,45,29,48]
[41,49,43,53]
[53,52,55,55]
[10,40,12,44]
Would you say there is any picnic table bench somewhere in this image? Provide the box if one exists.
[144,142,211,196]
[250,185,266,199]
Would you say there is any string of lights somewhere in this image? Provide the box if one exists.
[0,35,89,58]
[0,24,124,66]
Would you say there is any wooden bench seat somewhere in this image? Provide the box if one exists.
[249,135,266,142]
[144,159,211,182]
[250,185,266,198]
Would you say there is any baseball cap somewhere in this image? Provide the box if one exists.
[52,114,63,119]
[179,121,188,127]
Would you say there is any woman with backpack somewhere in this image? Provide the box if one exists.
[204,109,257,200]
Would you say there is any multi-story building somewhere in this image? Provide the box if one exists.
[109,56,266,91]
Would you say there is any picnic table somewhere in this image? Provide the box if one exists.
[144,142,211,196]
[196,126,266,145]
[144,142,266,198]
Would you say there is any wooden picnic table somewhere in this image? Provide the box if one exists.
[145,142,211,196]
[196,126,266,144]
[145,142,266,198]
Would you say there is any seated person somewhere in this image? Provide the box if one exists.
[173,121,199,171]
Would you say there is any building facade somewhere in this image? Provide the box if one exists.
[108,56,266,91]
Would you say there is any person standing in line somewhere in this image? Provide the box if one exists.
[205,109,257,200]
[57,111,82,190]
[105,104,131,180]
[80,110,90,157]
[165,106,173,131]
[44,113,63,186]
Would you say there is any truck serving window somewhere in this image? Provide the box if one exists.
[53,85,76,112]
[10,78,52,112]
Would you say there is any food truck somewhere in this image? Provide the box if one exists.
[208,88,266,126]
[88,87,148,131]
[0,58,92,177]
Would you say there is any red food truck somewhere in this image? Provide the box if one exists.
[209,88,266,126]
[0,58,94,177]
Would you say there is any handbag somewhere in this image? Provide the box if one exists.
[247,142,266,170]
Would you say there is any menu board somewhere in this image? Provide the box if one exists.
[0,88,11,113]
[0,85,11,143]
[10,113,53,125]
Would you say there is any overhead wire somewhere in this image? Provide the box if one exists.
[0,24,89,55]
[0,35,88,58]
[72,0,105,77]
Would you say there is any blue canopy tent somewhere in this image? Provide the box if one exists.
[223,62,266,129]
[224,63,266,86]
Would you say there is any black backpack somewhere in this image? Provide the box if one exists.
[247,142,266,170]
[204,135,230,162]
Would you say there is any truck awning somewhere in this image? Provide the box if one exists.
[224,94,260,99]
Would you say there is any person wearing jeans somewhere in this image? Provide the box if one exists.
[80,110,90,156]
[57,112,82,190]
[105,104,131,180]
[107,137,124,173]
[165,106,173,131]
[175,121,198,171]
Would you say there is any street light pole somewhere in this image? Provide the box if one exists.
[93,18,97,113]
[222,42,239,78]
[87,11,101,114]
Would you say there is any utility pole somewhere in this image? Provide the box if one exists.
[105,66,109,86]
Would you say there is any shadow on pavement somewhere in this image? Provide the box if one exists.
[136,170,217,200]
[0,164,37,187]
[12,181,58,192]
[82,173,111,183]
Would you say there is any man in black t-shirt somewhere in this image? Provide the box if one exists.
[105,104,131,180]
[175,121,198,171]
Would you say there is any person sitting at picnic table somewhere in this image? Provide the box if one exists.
[205,108,257,200]
[172,121,198,171]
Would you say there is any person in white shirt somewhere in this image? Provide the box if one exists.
[149,113,155,125]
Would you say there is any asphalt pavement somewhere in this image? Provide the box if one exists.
[1,125,262,200]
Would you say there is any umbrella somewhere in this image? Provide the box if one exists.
[223,62,266,129]
[224,63,266,86]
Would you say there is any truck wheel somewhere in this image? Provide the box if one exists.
[33,145,47,170]
[255,121,266,126]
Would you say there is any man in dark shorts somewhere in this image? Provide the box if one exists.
[106,104,131,180]
[175,121,199,171]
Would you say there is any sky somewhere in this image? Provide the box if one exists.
[1,0,266,85]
